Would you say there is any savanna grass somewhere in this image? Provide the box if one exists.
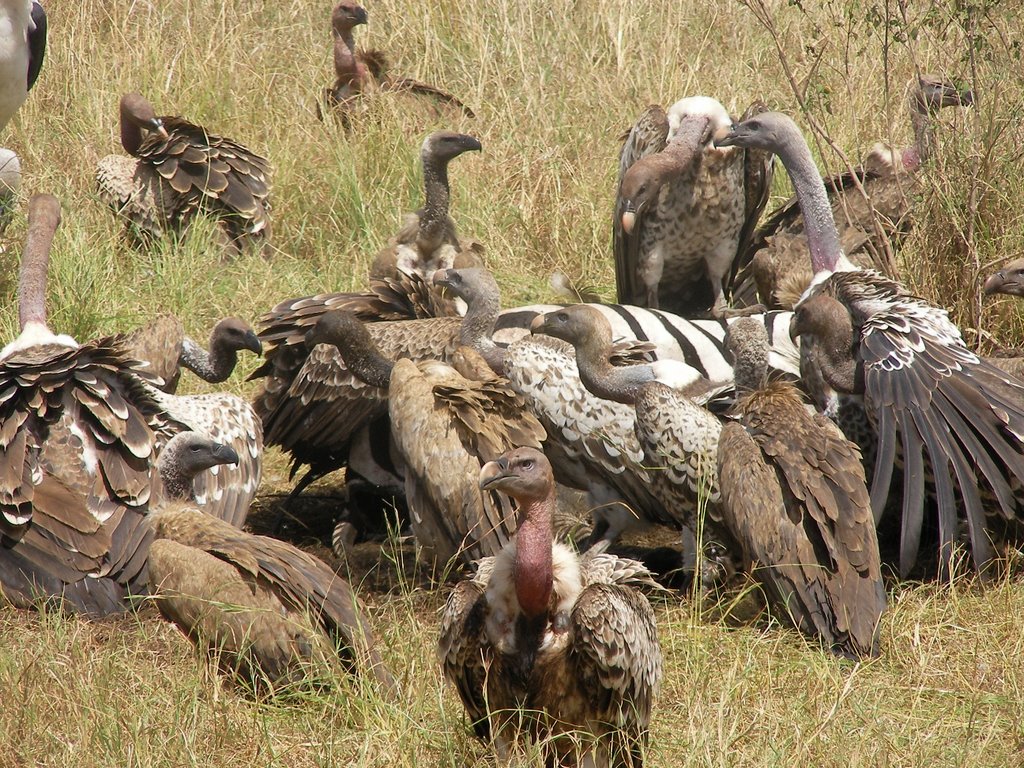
[3,0,1024,765]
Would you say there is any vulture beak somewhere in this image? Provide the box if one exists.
[983,271,1010,296]
[479,458,512,491]
[714,124,742,149]
[529,313,549,335]
[788,313,802,343]
[353,5,369,25]
[432,268,454,289]
[621,206,638,235]
[151,118,170,140]
[243,330,263,356]
[212,442,240,467]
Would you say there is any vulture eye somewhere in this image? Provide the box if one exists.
[521,459,534,471]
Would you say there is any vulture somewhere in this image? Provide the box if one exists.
[717,110,1024,578]
[321,1,474,121]
[614,96,773,318]
[737,75,973,309]
[529,305,733,550]
[368,131,483,283]
[981,259,1024,378]
[96,93,272,255]
[0,195,172,616]
[0,0,45,131]
[148,431,396,691]
[252,267,502,506]
[306,308,545,566]
[0,147,20,232]
[438,447,662,768]
[119,314,262,394]
[717,318,885,659]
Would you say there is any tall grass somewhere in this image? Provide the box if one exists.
[3,0,1024,765]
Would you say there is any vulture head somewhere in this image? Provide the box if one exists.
[479,446,553,505]
[305,310,393,389]
[724,317,770,392]
[159,432,239,501]
[914,74,973,115]
[422,131,482,165]
[983,258,1024,298]
[211,317,263,357]
[431,266,499,305]
[118,93,169,154]
[331,1,368,33]
[790,291,863,395]
[714,110,798,154]
[529,304,609,351]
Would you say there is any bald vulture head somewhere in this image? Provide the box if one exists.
[789,292,862,395]
[158,432,240,502]
[725,317,770,392]
[422,131,482,164]
[119,93,170,144]
[529,304,610,349]
[619,96,733,234]
[913,74,973,114]
[983,259,1024,298]
[714,110,801,154]
[331,1,368,33]
[211,317,263,356]
[479,446,553,505]
[431,266,499,305]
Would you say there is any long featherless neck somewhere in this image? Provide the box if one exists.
[908,90,935,165]
[159,457,196,503]
[318,314,394,389]
[776,120,845,276]
[179,337,229,382]
[419,150,451,241]
[332,24,360,87]
[458,285,501,349]
[569,321,650,406]
[18,194,61,333]
[119,100,145,156]
[513,488,556,620]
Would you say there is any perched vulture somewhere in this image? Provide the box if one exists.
[252,267,502,504]
[614,96,773,317]
[718,111,1024,578]
[0,195,173,616]
[737,75,973,309]
[439,447,662,768]
[96,93,272,255]
[119,314,262,394]
[0,0,45,131]
[717,318,885,659]
[148,432,396,691]
[368,131,483,284]
[307,308,545,566]
[320,1,474,121]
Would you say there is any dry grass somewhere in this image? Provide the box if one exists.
[3,0,1024,765]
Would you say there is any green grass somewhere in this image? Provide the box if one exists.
[4,0,1024,765]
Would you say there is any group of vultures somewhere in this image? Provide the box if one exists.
[2,2,1021,766]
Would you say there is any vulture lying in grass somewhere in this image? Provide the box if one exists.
[717,110,1024,578]
[0,195,172,616]
[320,1,474,122]
[252,267,501,511]
[736,75,973,309]
[119,314,262,394]
[718,318,885,660]
[0,0,46,131]
[369,131,484,285]
[439,447,661,768]
[614,96,773,318]
[148,431,396,692]
[96,93,272,255]
[306,308,545,566]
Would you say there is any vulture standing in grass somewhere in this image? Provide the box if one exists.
[96,93,272,255]
[0,0,46,131]
[718,111,1024,578]
[320,1,474,121]
[0,195,173,616]
[119,314,262,394]
[737,75,973,309]
[148,431,396,691]
[368,131,483,284]
[439,447,662,768]
[306,308,545,565]
[529,305,734,550]
[717,318,885,659]
[614,96,773,317]
[252,267,502,507]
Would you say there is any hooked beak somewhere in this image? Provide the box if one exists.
[353,5,368,25]
[983,271,1013,296]
[621,206,638,235]
[529,313,549,335]
[151,118,170,140]
[212,442,240,467]
[432,268,454,289]
[479,459,511,491]
[789,313,802,343]
[714,123,743,149]
[243,330,263,355]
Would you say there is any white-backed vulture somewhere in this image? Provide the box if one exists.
[252,267,501,504]
[718,318,885,659]
[614,96,773,318]
[148,432,396,692]
[736,75,973,309]
[718,110,1024,578]
[303,276,544,565]
[119,314,262,394]
[368,131,483,282]
[95,93,272,255]
[0,195,173,616]
[438,447,662,768]
[320,1,474,121]
[0,1,45,131]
